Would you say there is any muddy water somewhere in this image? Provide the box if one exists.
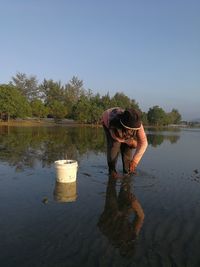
[0,126,200,267]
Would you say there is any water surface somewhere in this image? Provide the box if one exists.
[0,126,200,267]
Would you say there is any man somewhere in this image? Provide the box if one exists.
[102,107,148,178]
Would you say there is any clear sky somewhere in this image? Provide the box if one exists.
[0,0,200,120]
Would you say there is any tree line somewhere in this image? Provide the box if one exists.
[0,72,182,126]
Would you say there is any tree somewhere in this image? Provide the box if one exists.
[101,93,111,110]
[40,79,64,105]
[147,106,167,126]
[89,94,104,124]
[72,95,91,123]
[0,84,31,121]
[11,72,39,101]
[89,103,103,124]
[168,109,182,124]
[141,112,148,125]
[63,76,85,118]
[49,100,67,121]
[31,99,48,119]
[111,92,140,110]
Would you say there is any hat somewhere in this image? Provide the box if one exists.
[120,108,141,130]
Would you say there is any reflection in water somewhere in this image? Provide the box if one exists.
[0,126,105,169]
[98,176,144,257]
[0,126,180,169]
[147,133,180,147]
[53,181,77,203]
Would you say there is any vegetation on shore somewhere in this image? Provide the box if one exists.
[1,72,182,126]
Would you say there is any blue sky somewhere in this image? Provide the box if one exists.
[0,0,200,120]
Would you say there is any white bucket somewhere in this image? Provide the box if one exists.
[54,159,78,183]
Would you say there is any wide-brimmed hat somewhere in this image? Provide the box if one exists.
[120,108,141,130]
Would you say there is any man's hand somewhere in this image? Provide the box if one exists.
[124,138,137,148]
[129,160,137,174]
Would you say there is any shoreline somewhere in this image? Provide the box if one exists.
[0,119,75,127]
[0,119,197,128]
[0,119,100,127]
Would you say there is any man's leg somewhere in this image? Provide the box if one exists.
[121,143,133,174]
[103,126,121,174]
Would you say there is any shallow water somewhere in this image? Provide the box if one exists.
[0,126,200,267]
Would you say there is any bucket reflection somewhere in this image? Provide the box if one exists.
[53,181,77,203]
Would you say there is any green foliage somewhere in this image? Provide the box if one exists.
[73,95,91,122]
[4,72,183,125]
[168,109,182,124]
[111,92,140,110]
[0,84,31,120]
[73,92,105,124]
[147,106,182,126]
[39,79,67,119]
[101,93,111,110]
[31,99,48,118]
[89,101,103,124]
[63,76,85,118]
[141,112,148,125]
[12,72,39,101]
[40,79,64,105]
[49,100,67,120]
[147,106,167,126]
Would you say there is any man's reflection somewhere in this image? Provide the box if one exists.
[98,176,144,257]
